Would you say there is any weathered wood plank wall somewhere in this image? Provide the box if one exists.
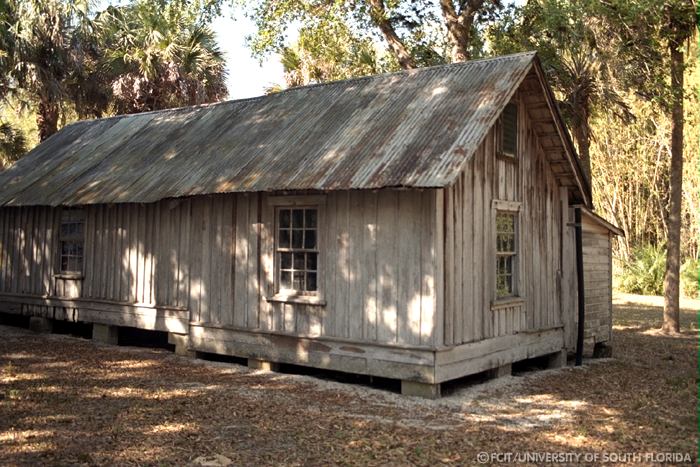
[0,189,439,347]
[252,190,437,346]
[560,204,577,350]
[444,90,565,345]
[0,207,58,297]
[581,220,613,344]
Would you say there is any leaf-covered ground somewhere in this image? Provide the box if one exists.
[1,294,697,466]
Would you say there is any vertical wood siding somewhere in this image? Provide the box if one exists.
[560,203,577,350]
[189,193,261,327]
[258,190,438,346]
[444,90,565,345]
[582,222,613,344]
[0,189,439,347]
[82,201,190,308]
[0,207,58,297]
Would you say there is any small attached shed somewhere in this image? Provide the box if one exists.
[580,206,623,355]
[0,52,620,397]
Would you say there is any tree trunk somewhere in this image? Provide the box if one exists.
[36,99,59,142]
[367,0,415,69]
[439,0,476,62]
[662,40,683,334]
[571,108,592,182]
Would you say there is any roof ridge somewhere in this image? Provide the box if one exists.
[67,51,538,127]
[261,50,537,97]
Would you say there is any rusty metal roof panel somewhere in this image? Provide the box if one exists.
[0,51,540,206]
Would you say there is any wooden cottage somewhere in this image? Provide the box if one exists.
[0,52,621,397]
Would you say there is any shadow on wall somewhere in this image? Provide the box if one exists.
[2,190,439,352]
[87,192,436,346]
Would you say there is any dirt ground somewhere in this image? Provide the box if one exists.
[1,293,697,466]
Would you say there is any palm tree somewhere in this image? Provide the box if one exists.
[0,121,26,168]
[96,0,227,114]
[3,0,228,143]
[0,0,27,166]
[277,27,380,88]
[0,0,18,100]
[3,0,82,141]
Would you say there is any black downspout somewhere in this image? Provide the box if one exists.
[575,207,585,366]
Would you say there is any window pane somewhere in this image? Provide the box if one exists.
[292,209,304,228]
[279,209,291,228]
[280,270,291,289]
[496,215,505,233]
[307,252,317,271]
[497,275,507,297]
[497,233,515,253]
[61,256,68,272]
[279,229,290,248]
[292,229,303,248]
[293,253,305,270]
[496,212,516,253]
[304,230,316,249]
[497,273,513,297]
[280,252,292,269]
[496,212,514,233]
[306,272,317,291]
[293,271,304,290]
[505,233,514,252]
[62,242,71,255]
[305,209,317,228]
[60,224,70,236]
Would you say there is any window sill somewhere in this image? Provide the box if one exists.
[265,294,326,306]
[53,273,84,280]
[496,151,518,162]
[490,296,525,310]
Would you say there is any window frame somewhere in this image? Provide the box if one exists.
[275,206,320,295]
[57,208,85,278]
[266,195,326,306]
[491,200,522,305]
[497,102,519,160]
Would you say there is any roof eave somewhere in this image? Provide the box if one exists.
[573,204,625,236]
[530,57,593,208]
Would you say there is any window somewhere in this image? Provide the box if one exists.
[59,209,85,274]
[499,103,518,158]
[276,207,318,295]
[495,211,517,298]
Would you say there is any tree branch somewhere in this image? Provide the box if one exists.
[366,0,415,69]
[439,0,485,62]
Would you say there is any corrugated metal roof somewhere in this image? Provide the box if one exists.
[0,51,583,206]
